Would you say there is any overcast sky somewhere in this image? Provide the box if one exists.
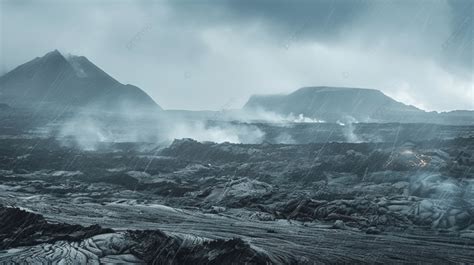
[1,0,472,111]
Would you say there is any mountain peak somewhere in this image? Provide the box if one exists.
[45,49,62,56]
[40,49,67,62]
[0,50,161,112]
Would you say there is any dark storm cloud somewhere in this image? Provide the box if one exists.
[166,0,472,75]
[0,0,472,111]
[442,0,473,73]
[167,0,369,41]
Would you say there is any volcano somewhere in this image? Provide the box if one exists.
[0,50,161,113]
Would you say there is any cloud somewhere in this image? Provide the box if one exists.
[166,0,369,41]
[0,0,472,111]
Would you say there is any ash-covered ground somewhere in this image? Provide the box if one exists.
[0,111,473,264]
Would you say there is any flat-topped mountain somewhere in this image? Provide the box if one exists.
[244,86,473,124]
[244,86,422,122]
[0,50,161,112]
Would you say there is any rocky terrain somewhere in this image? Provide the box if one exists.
[1,51,473,264]
[0,206,269,264]
[0,131,473,263]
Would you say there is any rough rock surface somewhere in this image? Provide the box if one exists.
[0,206,113,250]
[128,230,271,264]
[0,207,272,264]
[0,134,473,263]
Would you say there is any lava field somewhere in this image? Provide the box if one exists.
[0,126,473,263]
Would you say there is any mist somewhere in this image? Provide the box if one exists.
[1,1,474,262]
[1,0,472,111]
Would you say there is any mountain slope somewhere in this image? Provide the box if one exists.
[244,86,427,122]
[244,86,474,124]
[0,50,161,112]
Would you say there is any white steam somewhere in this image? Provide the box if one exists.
[56,108,267,150]
[55,108,370,150]
[165,121,265,144]
[337,116,362,143]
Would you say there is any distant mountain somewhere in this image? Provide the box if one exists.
[244,86,473,124]
[0,50,161,112]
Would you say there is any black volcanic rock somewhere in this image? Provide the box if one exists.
[0,50,161,112]
[0,206,114,249]
[128,230,272,265]
[244,86,424,122]
[161,138,251,162]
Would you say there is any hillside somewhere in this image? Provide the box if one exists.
[0,50,161,113]
[244,86,472,124]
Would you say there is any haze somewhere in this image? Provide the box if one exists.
[0,0,472,111]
